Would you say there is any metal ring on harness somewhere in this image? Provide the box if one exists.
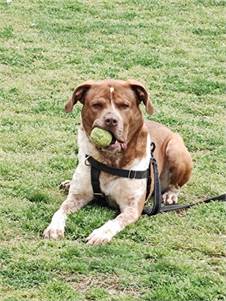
[150,142,156,154]
[85,156,91,166]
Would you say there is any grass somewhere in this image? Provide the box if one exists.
[0,0,225,300]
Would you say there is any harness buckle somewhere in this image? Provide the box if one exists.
[93,192,104,196]
[93,192,105,200]
[128,169,137,179]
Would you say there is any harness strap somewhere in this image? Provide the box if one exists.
[87,156,150,179]
[90,164,104,199]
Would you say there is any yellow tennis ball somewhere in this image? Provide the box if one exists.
[90,128,112,148]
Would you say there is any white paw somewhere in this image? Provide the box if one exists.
[43,210,66,239]
[162,190,178,205]
[43,224,65,239]
[86,220,121,245]
[86,227,113,245]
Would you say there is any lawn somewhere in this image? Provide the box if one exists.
[0,0,225,300]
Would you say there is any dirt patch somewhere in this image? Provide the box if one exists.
[60,272,141,297]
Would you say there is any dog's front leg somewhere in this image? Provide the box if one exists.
[86,203,143,245]
[43,161,93,239]
[43,192,91,239]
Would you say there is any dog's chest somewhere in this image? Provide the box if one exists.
[99,173,147,208]
[100,175,120,208]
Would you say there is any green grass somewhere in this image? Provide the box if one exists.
[0,0,225,300]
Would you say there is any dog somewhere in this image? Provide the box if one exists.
[43,79,192,245]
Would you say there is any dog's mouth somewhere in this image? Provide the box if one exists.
[91,127,127,152]
[106,132,127,151]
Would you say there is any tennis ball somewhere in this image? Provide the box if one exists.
[90,127,112,148]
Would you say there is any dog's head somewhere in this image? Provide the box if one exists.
[65,80,154,153]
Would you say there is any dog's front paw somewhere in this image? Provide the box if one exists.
[43,210,66,239]
[43,224,64,239]
[86,220,121,245]
[43,224,65,239]
[86,227,113,245]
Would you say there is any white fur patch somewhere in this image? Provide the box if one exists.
[109,86,115,103]
[110,87,114,94]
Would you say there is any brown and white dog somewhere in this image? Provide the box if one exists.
[43,80,192,245]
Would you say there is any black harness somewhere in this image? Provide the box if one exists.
[85,143,226,215]
[86,142,161,215]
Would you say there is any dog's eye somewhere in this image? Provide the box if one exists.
[118,103,130,110]
[92,102,103,110]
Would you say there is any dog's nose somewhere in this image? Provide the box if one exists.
[104,115,118,127]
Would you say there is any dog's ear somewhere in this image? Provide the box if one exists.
[65,80,94,112]
[128,80,154,115]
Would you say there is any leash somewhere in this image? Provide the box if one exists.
[143,142,161,215]
[153,193,226,214]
